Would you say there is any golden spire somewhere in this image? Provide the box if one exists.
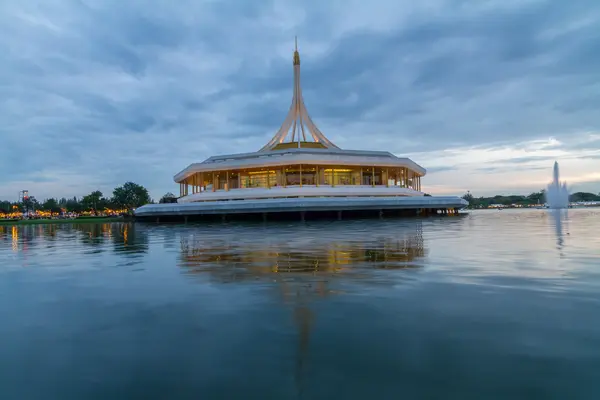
[259,36,339,151]
[293,36,300,66]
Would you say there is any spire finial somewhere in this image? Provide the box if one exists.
[259,38,339,151]
[293,36,300,65]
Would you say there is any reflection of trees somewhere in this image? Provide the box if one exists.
[1,222,149,257]
[73,223,149,255]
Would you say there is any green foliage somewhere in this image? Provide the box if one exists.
[570,192,600,202]
[159,192,177,204]
[81,190,107,215]
[41,198,61,213]
[0,201,13,213]
[464,189,599,208]
[462,191,474,204]
[21,196,39,212]
[112,182,151,211]
[59,197,84,213]
[2,182,152,215]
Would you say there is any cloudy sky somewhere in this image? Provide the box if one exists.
[1,0,599,201]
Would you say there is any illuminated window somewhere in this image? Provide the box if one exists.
[240,171,276,188]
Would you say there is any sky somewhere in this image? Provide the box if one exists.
[1,0,599,201]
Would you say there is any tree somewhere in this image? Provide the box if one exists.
[159,192,177,204]
[41,198,61,214]
[21,196,39,214]
[82,191,105,215]
[112,182,151,212]
[570,192,600,202]
[526,190,545,204]
[0,201,11,214]
[462,191,474,204]
[65,197,83,213]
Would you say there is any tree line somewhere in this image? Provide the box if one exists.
[462,190,600,208]
[0,182,156,215]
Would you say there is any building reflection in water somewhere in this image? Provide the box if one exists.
[178,219,428,396]
[179,221,426,282]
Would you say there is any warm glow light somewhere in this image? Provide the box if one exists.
[11,226,18,252]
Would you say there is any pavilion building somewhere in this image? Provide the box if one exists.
[135,40,467,220]
[175,39,424,202]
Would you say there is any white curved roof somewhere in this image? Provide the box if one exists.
[174,147,426,183]
[173,41,426,184]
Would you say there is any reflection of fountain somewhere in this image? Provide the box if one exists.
[551,209,564,249]
[550,209,569,257]
[546,161,569,209]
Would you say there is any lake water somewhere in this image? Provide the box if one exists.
[1,209,599,399]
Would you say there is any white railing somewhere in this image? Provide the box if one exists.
[178,185,422,203]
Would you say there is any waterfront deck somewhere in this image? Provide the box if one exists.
[135,195,467,221]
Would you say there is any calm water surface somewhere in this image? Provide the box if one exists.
[1,209,599,399]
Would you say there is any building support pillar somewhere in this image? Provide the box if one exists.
[372,167,375,187]
[332,167,335,187]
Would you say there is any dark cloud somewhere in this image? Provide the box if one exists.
[0,0,599,199]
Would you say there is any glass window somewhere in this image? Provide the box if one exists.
[284,165,317,186]
[240,170,276,188]
[324,168,356,185]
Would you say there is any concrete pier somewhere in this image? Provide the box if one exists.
[135,196,468,222]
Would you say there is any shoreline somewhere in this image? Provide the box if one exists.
[0,217,126,226]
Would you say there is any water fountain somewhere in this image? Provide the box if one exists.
[546,161,569,209]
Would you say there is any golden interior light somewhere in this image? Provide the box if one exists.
[247,170,276,175]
